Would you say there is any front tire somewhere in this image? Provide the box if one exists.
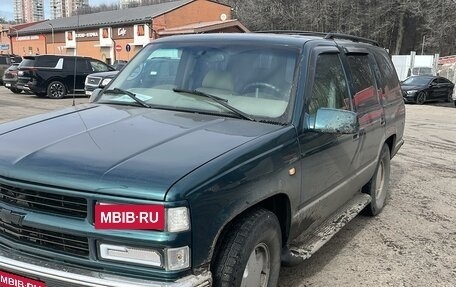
[415,91,426,105]
[362,144,391,216]
[47,81,67,99]
[212,209,282,287]
[10,88,22,94]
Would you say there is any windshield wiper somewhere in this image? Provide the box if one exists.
[172,88,255,121]
[103,88,151,108]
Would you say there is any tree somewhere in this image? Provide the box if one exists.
[217,0,456,56]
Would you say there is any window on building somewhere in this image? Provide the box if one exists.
[102,28,109,39]
[67,32,73,41]
[137,25,145,36]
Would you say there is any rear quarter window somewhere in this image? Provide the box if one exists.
[19,58,35,68]
[36,57,60,68]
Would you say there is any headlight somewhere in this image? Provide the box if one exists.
[98,243,191,270]
[406,90,418,94]
[166,207,190,232]
[101,78,112,86]
[99,243,162,267]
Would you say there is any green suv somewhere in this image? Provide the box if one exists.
[0,32,405,287]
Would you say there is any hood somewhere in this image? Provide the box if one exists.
[0,104,280,201]
[88,71,119,78]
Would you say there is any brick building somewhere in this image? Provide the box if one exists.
[9,0,249,64]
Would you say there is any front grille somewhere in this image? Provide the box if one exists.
[4,73,15,79]
[0,184,87,218]
[86,76,101,86]
[0,220,89,257]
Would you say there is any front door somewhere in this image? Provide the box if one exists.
[296,48,361,233]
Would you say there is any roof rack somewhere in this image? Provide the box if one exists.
[255,30,329,37]
[254,30,379,46]
[324,33,379,46]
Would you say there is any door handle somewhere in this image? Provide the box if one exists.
[353,129,366,139]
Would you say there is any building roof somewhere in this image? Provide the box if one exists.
[157,20,249,35]
[15,0,194,35]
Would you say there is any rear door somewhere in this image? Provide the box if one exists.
[437,78,453,100]
[345,50,385,167]
[64,58,92,93]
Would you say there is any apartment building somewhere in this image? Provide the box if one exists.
[119,0,176,9]
[50,0,89,19]
[14,0,45,23]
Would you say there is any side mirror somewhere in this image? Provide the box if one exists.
[306,108,359,134]
[89,88,102,103]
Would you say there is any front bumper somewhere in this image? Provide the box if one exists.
[0,246,211,287]
[2,79,19,89]
[402,92,416,103]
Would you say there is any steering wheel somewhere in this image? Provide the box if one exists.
[241,82,282,98]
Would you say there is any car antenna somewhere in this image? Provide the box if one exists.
[72,2,82,107]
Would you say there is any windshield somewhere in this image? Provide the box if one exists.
[402,76,432,86]
[97,42,299,122]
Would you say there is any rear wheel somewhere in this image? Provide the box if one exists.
[362,144,391,216]
[47,81,67,99]
[446,91,453,103]
[415,91,426,105]
[212,209,282,287]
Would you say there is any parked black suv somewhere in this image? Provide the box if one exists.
[0,32,405,287]
[17,55,114,98]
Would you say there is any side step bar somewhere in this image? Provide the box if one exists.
[282,193,372,266]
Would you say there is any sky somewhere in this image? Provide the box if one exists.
[0,0,118,21]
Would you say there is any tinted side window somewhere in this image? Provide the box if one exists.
[308,53,350,114]
[13,56,22,64]
[90,60,110,72]
[19,58,35,67]
[347,55,379,112]
[36,57,59,68]
[438,78,451,84]
[76,59,90,72]
[0,57,7,64]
